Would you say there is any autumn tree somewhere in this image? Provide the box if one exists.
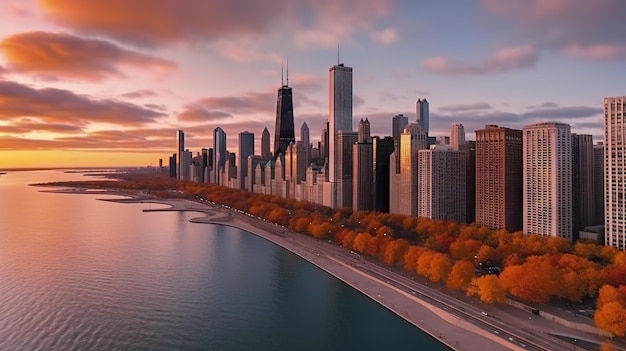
[595,286,626,337]
[417,251,451,283]
[446,260,476,291]
[499,257,558,303]
[353,233,372,254]
[467,275,506,304]
[381,239,409,266]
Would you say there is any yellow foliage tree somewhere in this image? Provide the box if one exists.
[467,275,506,304]
[595,302,626,337]
[446,260,476,291]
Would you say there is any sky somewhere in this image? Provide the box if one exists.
[0,0,624,168]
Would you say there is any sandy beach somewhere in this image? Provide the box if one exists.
[46,188,621,351]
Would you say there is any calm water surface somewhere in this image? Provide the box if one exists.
[0,170,449,350]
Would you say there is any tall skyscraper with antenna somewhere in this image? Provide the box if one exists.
[274,61,295,159]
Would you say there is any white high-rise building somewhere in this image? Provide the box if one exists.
[605,96,626,250]
[397,122,428,217]
[326,63,353,208]
[450,123,465,150]
[417,145,466,222]
[523,122,572,242]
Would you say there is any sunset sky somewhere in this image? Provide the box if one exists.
[0,0,624,168]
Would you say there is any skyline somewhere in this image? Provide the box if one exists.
[1,0,625,167]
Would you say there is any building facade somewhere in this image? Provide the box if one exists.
[604,96,626,250]
[523,122,572,242]
[475,125,523,232]
[238,131,255,190]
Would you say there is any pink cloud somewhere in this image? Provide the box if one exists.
[422,45,538,75]
[0,32,176,81]
[563,43,626,61]
[370,27,399,45]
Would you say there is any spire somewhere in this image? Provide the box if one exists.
[286,57,289,86]
[281,60,284,86]
[337,44,340,65]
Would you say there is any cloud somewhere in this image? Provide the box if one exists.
[0,80,166,126]
[439,102,492,113]
[39,0,394,48]
[122,89,158,99]
[354,94,365,108]
[196,92,276,114]
[482,0,626,61]
[370,27,399,45]
[522,106,602,119]
[422,45,538,75]
[0,120,83,134]
[178,107,233,122]
[289,73,324,91]
[0,32,176,81]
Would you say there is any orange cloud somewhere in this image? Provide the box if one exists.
[39,0,395,47]
[0,32,176,81]
[0,80,166,126]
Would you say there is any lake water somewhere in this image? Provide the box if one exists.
[0,170,449,350]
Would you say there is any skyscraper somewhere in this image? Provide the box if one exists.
[353,122,373,211]
[475,125,523,232]
[398,122,428,217]
[357,118,371,143]
[261,127,271,161]
[416,98,429,135]
[300,122,310,147]
[392,114,409,148]
[373,136,395,213]
[238,131,255,190]
[417,145,466,222]
[523,122,572,242]
[177,130,184,180]
[336,130,358,208]
[168,153,176,178]
[327,63,353,208]
[274,72,295,158]
[604,96,626,250]
[213,127,227,185]
[450,123,465,150]
[572,134,594,236]
[593,143,604,225]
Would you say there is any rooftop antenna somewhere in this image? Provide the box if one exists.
[281,60,284,86]
[286,57,289,86]
[337,44,340,65]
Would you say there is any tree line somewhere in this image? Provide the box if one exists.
[42,173,626,336]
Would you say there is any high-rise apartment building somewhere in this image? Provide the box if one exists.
[461,140,476,223]
[604,96,626,250]
[523,122,572,242]
[213,127,227,185]
[572,134,594,235]
[416,98,429,135]
[336,130,358,208]
[475,125,523,232]
[326,63,353,208]
[274,78,295,158]
[398,123,428,216]
[177,130,184,180]
[450,123,465,150]
[417,145,466,222]
[238,131,255,190]
[593,143,604,225]
[373,136,395,213]
[261,127,271,161]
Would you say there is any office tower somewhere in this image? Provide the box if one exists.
[475,125,523,232]
[523,122,572,242]
[182,149,192,181]
[207,147,214,180]
[262,127,271,160]
[190,153,203,182]
[274,70,295,158]
[213,127,227,185]
[593,143,604,225]
[416,98,429,135]
[168,153,176,178]
[436,136,450,145]
[392,113,409,150]
[301,122,310,146]
[389,151,400,214]
[461,140,476,223]
[353,134,373,211]
[238,131,255,190]
[284,142,309,199]
[177,130,184,180]
[605,96,626,249]
[373,136,395,212]
[398,123,428,216]
[201,148,209,182]
[357,118,371,143]
[450,123,465,150]
[327,63,353,208]
[320,121,329,161]
[418,145,466,222]
[247,155,262,192]
[572,134,594,236]
[336,130,358,208]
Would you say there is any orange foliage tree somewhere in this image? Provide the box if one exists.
[467,275,506,304]
[446,260,476,291]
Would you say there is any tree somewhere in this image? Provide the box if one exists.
[382,239,409,266]
[595,302,626,336]
[418,251,451,283]
[353,232,371,254]
[467,275,506,304]
[446,260,476,291]
[499,259,558,303]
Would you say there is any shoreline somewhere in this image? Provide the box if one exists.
[40,187,621,351]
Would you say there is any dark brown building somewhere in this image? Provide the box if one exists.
[475,125,523,232]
